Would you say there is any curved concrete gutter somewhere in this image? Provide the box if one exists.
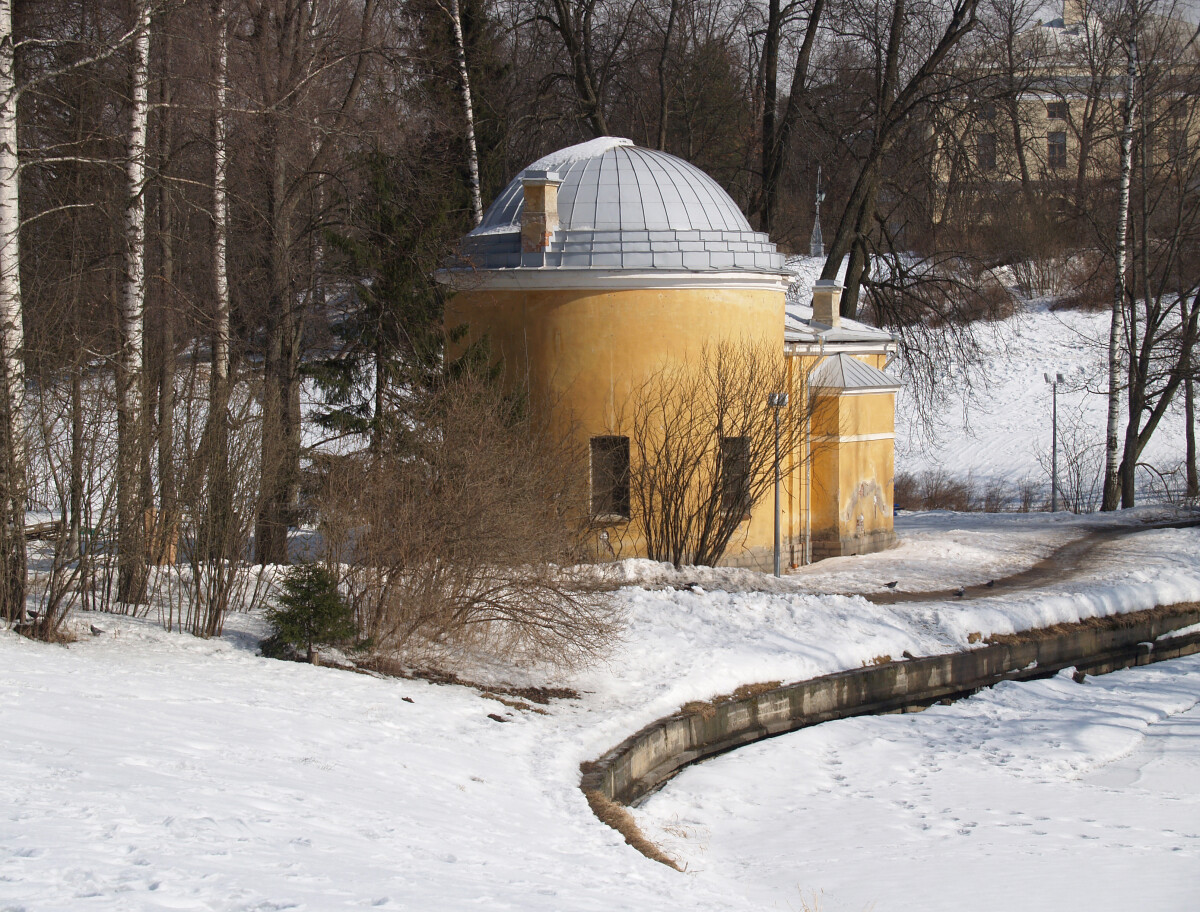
[581,604,1200,857]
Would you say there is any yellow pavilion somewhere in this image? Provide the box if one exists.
[440,137,899,569]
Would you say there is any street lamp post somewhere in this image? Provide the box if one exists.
[768,392,788,577]
[1044,372,1064,511]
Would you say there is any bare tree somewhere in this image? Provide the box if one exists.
[756,0,826,235]
[611,341,791,568]
[116,0,153,603]
[0,0,27,623]
[317,372,615,667]
[240,0,381,565]
[442,0,484,225]
[818,0,981,316]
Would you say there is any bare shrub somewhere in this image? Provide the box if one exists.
[960,267,1019,323]
[318,373,617,668]
[1012,254,1072,299]
[981,477,1007,512]
[22,362,277,639]
[917,467,972,511]
[1054,250,1114,313]
[155,368,276,637]
[614,340,790,568]
[891,471,1012,513]
[24,370,123,637]
[1036,407,1104,513]
[1135,462,1198,509]
[893,471,919,510]
[1016,476,1041,513]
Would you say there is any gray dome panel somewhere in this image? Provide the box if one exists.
[460,138,785,274]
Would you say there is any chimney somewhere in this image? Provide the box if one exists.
[1063,0,1084,25]
[812,279,842,327]
[521,170,562,254]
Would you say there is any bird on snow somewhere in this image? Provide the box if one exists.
[89,624,104,636]
[954,586,966,598]
[985,579,996,588]
[883,580,899,589]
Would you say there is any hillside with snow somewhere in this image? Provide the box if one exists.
[3,299,1199,911]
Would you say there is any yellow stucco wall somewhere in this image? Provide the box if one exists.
[807,390,897,557]
[446,281,896,568]
[446,282,785,565]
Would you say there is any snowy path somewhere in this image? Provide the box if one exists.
[635,656,1200,912]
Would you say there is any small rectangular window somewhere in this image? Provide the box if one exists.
[1046,101,1069,120]
[977,132,997,172]
[720,436,752,518]
[591,436,630,518]
[1048,131,1067,169]
[1170,129,1188,163]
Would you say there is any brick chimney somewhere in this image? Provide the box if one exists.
[521,170,562,253]
[812,279,842,327]
[1063,0,1084,25]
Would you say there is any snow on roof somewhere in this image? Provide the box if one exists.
[526,136,633,173]
[809,352,900,392]
[783,256,894,346]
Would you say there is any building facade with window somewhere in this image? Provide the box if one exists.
[440,137,899,569]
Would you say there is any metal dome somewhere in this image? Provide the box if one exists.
[459,137,785,273]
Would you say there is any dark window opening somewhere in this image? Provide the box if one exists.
[1046,101,1069,120]
[591,436,630,518]
[720,436,752,518]
[1170,129,1188,162]
[1048,131,1067,169]
[977,132,997,172]
[980,102,996,121]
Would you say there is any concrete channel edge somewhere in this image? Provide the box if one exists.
[579,604,1200,863]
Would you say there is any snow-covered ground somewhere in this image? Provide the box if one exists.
[891,299,1187,499]
[635,656,1200,912]
[3,507,1200,911]
[5,296,1199,910]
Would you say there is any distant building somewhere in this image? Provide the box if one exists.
[439,138,899,568]
[932,0,1199,212]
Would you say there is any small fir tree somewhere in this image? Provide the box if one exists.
[266,564,356,665]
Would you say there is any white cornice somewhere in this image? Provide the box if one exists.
[786,340,897,356]
[437,268,792,293]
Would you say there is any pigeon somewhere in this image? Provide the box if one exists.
[902,650,915,660]
[985,579,996,588]
[883,580,899,589]
[954,586,966,598]
[89,624,104,636]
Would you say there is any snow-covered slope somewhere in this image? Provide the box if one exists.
[3,509,1200,910]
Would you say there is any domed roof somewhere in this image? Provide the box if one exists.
[458,137,785,274]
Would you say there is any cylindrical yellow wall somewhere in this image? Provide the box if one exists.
[446,283,786,566]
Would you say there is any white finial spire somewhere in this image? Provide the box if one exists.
[810,166,825,258]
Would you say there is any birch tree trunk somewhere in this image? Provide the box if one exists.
[447,0,482,226]
[117,0,152,602]
[0,0,26,623]
[1187,374,1197,499]
[1101,32,1136,512]
[209,0,232,559]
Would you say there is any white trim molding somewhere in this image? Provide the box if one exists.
[436,267,792,293]
[812,432,895,443]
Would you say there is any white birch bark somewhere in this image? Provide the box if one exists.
[447,0,483,226]
[0,0,26,620]
[212,1,230,392]
[1102,30,1136,511]
[206,0,234,563]
[118,0,152,600]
